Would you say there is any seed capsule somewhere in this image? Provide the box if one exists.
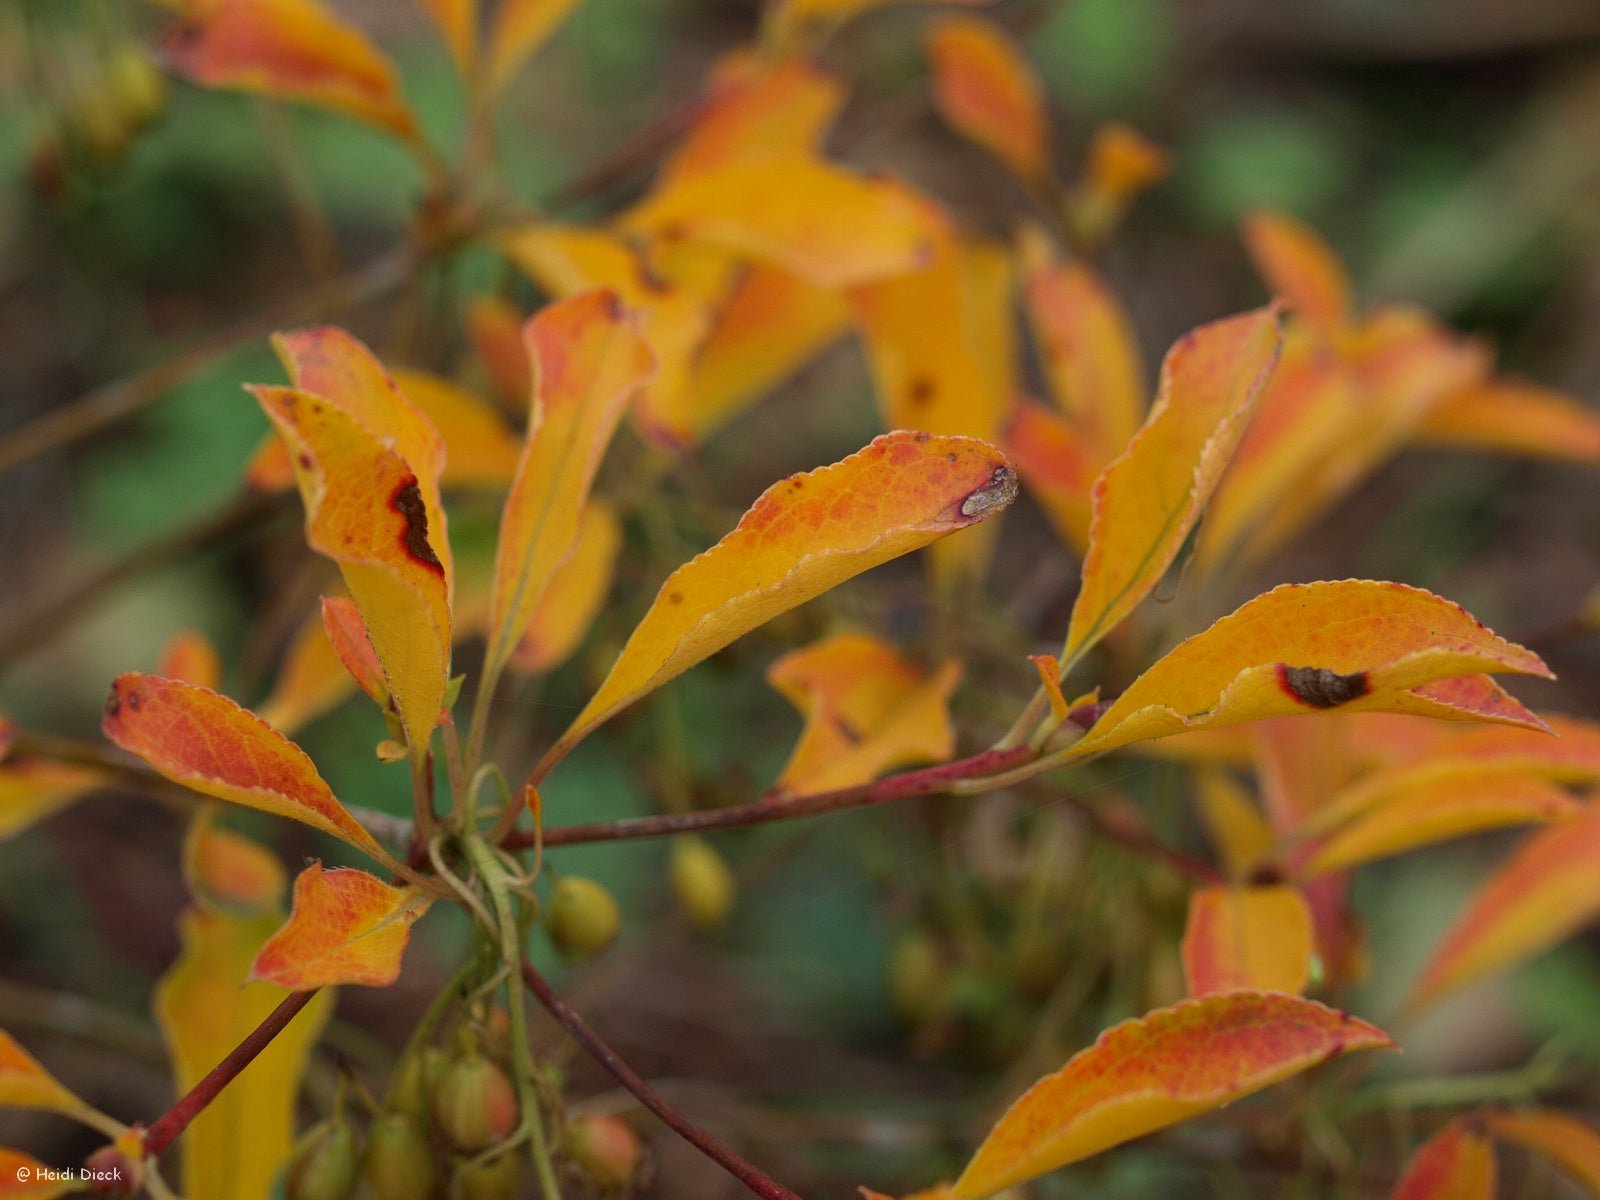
[670,837,735,932]
[286,1119,360,1200]
[547,876,621,959]
[363,1113,437,1200]
[434,1052,519,1153]
[565,1113,643,1188]
[450,1152,521,1200]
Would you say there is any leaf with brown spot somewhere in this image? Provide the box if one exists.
[252,863,430,989]
[1061,307,1282,668]
[537,432,1016,774]
[1069,581,1551,760]
[767,633,961,797]
[947,992,1393,1198]
[1392,1122,1497,1200]
[250,384,451,758]
[1181,885,1314,996]
[486,293,654,679]
[163,0,418,139]
[103,673,387,861]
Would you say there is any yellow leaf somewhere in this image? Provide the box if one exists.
[103,673,387,860]
[767,633,960,797]
[1301,773,1581,878]
[622,157,946,289]
[538,431,1017,772]
[419,0,476,74]
[1414,380,1600,463]
[926,17,1050,182]
[486,292,654,677]
[1241,210,1351,335]
[0,760,103,842]
[182,809,289,917]
[498,224,711,452]
[1024,258,1146,466]
[252,863,430,989]
[485,0,585,97]
[163,0,418,139]
[1409,810,1600,1009]
[1061,307,1282,668]
[1392,1122,1497,1200]
[251,385,451,758]
[1075,122,1169,242]
[508,501,623,676]
[948,992,1392,1198]
[1180,885,1314,996]
[1486,1110,1600,1195]
[0,1030,94,1120]
[1070,581,1552,760]
[389,369,522,488]
[1195,769,1273,880]
[0,1148,73,1198]
[688,264,851,445]
[155,908,334,1200]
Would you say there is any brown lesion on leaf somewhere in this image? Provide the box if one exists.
[390,478,444,574]
[1277,664,1369,709]
[907,376,936,408]
[959,466,1019,519]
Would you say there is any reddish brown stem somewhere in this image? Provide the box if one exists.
[515,746,1035,849]
[519,960,804,1200]
[142,990,320,1158]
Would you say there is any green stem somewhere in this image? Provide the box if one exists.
[464,836,562,1199]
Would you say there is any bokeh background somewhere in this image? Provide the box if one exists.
[4,0,1600,1195]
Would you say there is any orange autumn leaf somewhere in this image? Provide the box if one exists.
[1181,885,1314,997]
[466,295,532,416]
[1409,809,1600,1009]
[418,0,476,74]
[103,673,387,861]
[498,224,711,451]
[1242,209,1352,335]
[947,992,1392,1197]
[661,54,845,182]
[251,385,451,758]
[256,608,356,734]
[1486,1110,1600,1194]
[1002,399,1098,553]
[252,863,430,989]
[689,264,851,445]
[1300,773,1582,878]
[1392,1122,1497,1200]
[485,293,654,678]
[484,0,585,97]
[538,431,1017,772]
[0,760,104,841]
[156,907,333,1200]
[163,0,418,139]
[1069,581,1551,760]
[622,157,946,289]
[508,500,622,676]
[1414,380,1600,464]
[0,1030,94,1120]
[1060,306,1282,668]
[158,629,222,690]
[183,809,288,917]
[0,1149,71,1198]
[319,595,389,710]
[1077,122,1170,233]
[927,17,1050,183]
[767,633,961,797]
[859,1189,954,1200]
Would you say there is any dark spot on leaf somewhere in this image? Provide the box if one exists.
[297,452,313,470]
[103,690,120,718]
[125,689,140,711]
[1277,664,1369,709]
[390,478,443,574]
[907,376,936,408]
[668,591,683,605]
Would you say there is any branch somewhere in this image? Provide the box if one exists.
[519,959,804,1200]
[142,990,321,1158]
[516,746,1035,849]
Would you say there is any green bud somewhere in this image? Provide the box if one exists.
[387,1046,446,1124]
[363,1113,437,1200]
[888,929,948,1024]
[670,837,735,932]
[450,1153,521,1200]
[286,1119,360,1200]
[547,876,621,959]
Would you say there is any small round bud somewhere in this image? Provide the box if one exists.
[386,1046,446,1123]
[83,1144,138,1197]
[286,1119,360,1200]
[888,929,948,1025]
[363,1113,437,1200]
[670,837,735,932]
[547,876,621,959]
[564,1114,642,1188]
[450,1152,521,1200]
[433,1053,518,1153]
[106,46,167,127]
